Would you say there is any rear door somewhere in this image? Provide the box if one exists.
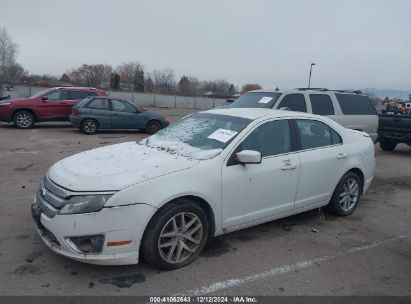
[331,93,378,139]
[308,93,336,117]
[293,119,346,209]
[274,93,308,112]
[110,99,144,129]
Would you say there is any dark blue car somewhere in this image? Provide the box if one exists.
[69,96,169,135]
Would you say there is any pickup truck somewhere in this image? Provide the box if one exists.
[378,112,411,151]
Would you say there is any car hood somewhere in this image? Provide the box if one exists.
[48,141,200,191]
[2,98,31,105]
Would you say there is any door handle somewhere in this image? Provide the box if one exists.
[281,162,297,170]
[336,153,348,159]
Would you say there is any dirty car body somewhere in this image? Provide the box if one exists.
[31,108,375,267]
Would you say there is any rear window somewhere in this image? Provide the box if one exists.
[229,92,281,108]
[335,94,377,115]
[277,93,307,112]
[309,94,335,115]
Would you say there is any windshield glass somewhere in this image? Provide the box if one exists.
[230,92,282,108]
[145,113,251,159]
[30,88,53,99]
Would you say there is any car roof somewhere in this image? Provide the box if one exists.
[248,88,367,96]
[204,107,318,120]
[54,86,102,91]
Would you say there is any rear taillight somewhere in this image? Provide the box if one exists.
[72,109,82,116]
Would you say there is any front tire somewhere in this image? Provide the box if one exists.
[380,139,397,151]
[80,119,99,135]
[326,172,362,216]
[13,111,35,129]
[142,200,209,270]
[146,120,161,134]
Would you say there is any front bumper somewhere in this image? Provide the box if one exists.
[32,197,156,265]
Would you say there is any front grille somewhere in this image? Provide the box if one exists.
[36,176,69,218]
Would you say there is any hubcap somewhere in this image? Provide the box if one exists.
[339,178,360,212]
[17,113,32,127]
[158,212,203,264]
[84,121,96,133]
[150,123,159,133]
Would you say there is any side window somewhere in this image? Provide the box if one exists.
[296,120,333,149]
[47,91,67,101]
[69,91,96,100]
[331,128,342,145]
[309,94,335,115]
[277,93,307,112]
[335,94,377,115]
[238,120,291,157]
[86,98,109,110]
[111,100,136,113]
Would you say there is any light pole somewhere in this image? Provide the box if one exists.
[308,63,316,89]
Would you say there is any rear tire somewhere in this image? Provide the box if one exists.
[80,119,99,135]
[380,139,397,151]
[142,200,209,270]
[326,172,362,216]
[13,111,35,129]
[146,120,161,134]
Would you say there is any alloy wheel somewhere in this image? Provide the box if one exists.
[157,212,203,264]
[16,113,32,128]
[339,178,360,212]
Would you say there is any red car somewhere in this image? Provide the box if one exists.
[0,87,106,128]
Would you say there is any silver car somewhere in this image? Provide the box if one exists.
[229,88,378,142]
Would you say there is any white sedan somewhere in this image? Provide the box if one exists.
[31,108,375,269]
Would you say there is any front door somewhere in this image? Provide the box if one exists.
[110,99,144,129]
[221,119,300,229]
[37,90,71,120]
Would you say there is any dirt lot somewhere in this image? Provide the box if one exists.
[0,107,410,296]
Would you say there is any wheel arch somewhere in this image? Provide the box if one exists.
[141,195,216,250]
[346,167,365,194]
[146,119,162,127]
[12,108,37,122]
[81,117,100,127]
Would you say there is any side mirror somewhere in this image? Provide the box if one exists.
[236,150,262,164]
[279,107,291,111]
[41,96,48,102]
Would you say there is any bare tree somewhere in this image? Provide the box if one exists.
[178,75,200,96]
[152,68,175,94]
[0,27,20,82]
[241,83,262,93]
[68,64,112,87]
[115,62,144,91]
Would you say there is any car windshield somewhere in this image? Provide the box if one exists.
[30,88,53,99]
[230,92,282,108]
[145,113,251,159]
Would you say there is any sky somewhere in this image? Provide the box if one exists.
[1,0,410,90]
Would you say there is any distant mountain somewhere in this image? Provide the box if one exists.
[360,88,411,100]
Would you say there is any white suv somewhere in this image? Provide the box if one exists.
[229,88,378,141]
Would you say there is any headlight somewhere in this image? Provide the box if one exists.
[60,194,113,214]
[0,102,11,106]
